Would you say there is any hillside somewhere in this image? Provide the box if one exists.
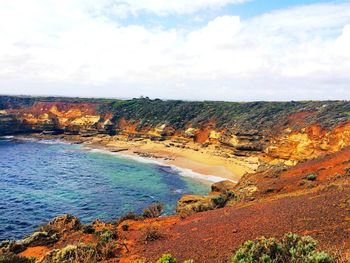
[0,96,350,262]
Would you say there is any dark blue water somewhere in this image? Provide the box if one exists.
[0,137,209,240]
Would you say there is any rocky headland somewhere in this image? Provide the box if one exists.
[0,96,350,262]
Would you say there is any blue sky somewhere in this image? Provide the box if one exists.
[113,0,341,29]
[0,0,350,101]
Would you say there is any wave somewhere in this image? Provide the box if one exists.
[86,147,235,184]
[14,136,71,145]
[1,136,14,139]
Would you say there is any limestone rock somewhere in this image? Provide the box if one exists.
[42,214,81,233]
[211,180,236,193]
[176,195,214,215]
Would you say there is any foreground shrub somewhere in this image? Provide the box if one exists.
[142,203,164,218]
[117,212,139,225]
[140,225,164,243]
[306,173,317,181]
[121,223,129,231]
[231,233,333,263]
[0,254,34,263]
[40,241,120,263]
[211,194,228,208]
[81,224,95,234]
[156,253,176,263]
[96,229,117,242]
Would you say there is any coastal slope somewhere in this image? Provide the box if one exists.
[0,96,350,262]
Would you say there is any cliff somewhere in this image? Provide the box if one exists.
[2,96,350,164]
[1,96,350,262]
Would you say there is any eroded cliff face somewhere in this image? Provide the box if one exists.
[2,96,350,166]
[0,101,108,135]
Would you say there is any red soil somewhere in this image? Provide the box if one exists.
[121,181,349,262]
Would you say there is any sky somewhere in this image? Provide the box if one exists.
[0,0,350,101]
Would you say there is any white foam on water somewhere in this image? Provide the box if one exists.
[86,147,236,184]
[2,136,14,139]
[14,136,71,145]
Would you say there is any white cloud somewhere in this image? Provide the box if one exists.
[87,0,249,17]
[0,1,350,100]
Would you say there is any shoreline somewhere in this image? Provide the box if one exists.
[15,133,260,184]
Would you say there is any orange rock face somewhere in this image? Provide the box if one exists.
[266,121,350,162]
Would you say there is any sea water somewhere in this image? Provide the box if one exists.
[0,137,209,240]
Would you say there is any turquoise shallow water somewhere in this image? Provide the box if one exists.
[0,137,209,240]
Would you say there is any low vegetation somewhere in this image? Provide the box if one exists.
[142,203,164,218]
[39,241,120,263]
[306,173,317,181]
[140,224,164,243]
[134,233,336,263]
[0,254,34,263]
[156,253,177,263]
[231,233,333,263]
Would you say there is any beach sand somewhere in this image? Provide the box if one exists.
[91,135,259,183]
[29,133,260,183]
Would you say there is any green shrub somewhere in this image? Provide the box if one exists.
[306,174,317,181]
[211,194,228,208]
[81,224,95,234]
[226,190,236,199]
[96,229,117,242]
[156,253,176,263]
[231,233,333,263]
[121,223,129,231]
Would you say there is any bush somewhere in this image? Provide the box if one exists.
[140,225,164,243]
[211,194,229,208]
[121,223,129,231]
[306,174,317,181]
[142,203,164,218]
[231,233,333,263]
[81,224,95,234]
[0,254,34,263]
[117,212,139,225]
[96,229,117,242]
[40,241,120,262]
[156,253,176,263]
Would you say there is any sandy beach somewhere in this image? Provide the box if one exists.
[47,134,261,183]
[26,133,260,183]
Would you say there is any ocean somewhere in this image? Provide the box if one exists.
[0,137,209,240]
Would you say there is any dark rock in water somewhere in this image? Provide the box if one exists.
[41,130,63,135]
[211,180,236,193]
[110,148,128,153]
[80,133,98,137]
